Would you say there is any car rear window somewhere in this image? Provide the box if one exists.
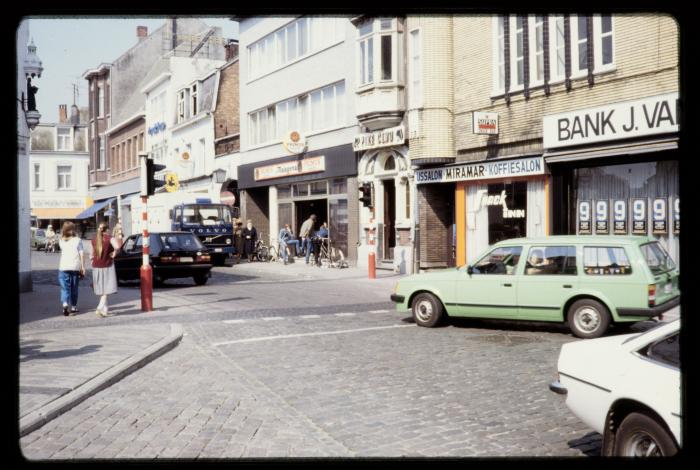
[641,241,676,275]
[583,246,632,275]
[641,332,679,368]
[159,234,203,251]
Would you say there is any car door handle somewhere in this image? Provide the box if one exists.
[502,283,512,287]
[563,284,572,288]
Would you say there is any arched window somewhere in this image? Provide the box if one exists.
[384,155,396,171]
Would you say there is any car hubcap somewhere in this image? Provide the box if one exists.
[624,432,663,457]
[415,300,433,323]
[574,306,601,333]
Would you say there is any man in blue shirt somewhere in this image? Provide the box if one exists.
[278,223,301,265]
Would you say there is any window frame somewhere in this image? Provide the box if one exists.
[548,15,567,83]
[190,82,198,116]
[524,245,578,276]
[97,85,104,117]
[583,246,633,275]
[356,17,400,89]
[56,164,73,190]
[570,14,589,78]
[492,16,507,95]
[509,15,526,91]
[528,14,546,87]
[593,14,615,72]
[33,163,41,190]
[98,136,105,170]
[56,127,73,151]
[471,245,523,275]
[409,28,422,108]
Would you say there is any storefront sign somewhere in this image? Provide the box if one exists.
[631,198,648,235]
[613,199,628,235]
[254,156,325,181]
[148,121,166,136]
[283,130,307,154]
[472,112,499,135]
[352,125,405,152]
[595,200,609,234]
[415,156,544,184]
[578,201,592,235]
[31,198,85,208]
[652,197,668,234]
[673,197,680,234]
[478,189,525,218]
[543,93,679,149]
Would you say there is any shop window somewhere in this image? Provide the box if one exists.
[277,184,292,199]
[486,181,527,245]
[329,178,346,195]
[310,181,327,195]
[525,246,577,275]
[293,183,309,197]
[472,246,522,275]
[278,202,293,235]
[329,198,348,259]
[583,246,632,275]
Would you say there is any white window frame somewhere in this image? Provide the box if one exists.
[570,14,589,78]
[492,16,506,95]
[97,86,104,117]
[528,15,546,87]
[190,82,198,116]
[356,17,401,90]
[509,15,526,91]
[548,15,567,83]
[56,127,73,151]
[593,14,615,72]
[409,28,422,108]
[98,136,105,170]
[33,163,41,190]
[56,164,73,190]
[358,29,374,86]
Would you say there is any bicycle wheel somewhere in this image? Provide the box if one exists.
[268,246,277,262]
[258,246,269,261]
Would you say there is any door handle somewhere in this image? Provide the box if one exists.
[502,283,512,287]
[563,284,572,288]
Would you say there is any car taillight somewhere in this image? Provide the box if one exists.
[160,256,178,263]
[196,254,211,262]
[648,284,656,307]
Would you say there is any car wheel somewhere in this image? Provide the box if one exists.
[567,298,610,339]
[193,274,208,286]
[613,411,678,456]
[411,292,444,327]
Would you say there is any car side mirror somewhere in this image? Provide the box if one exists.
[467,265,473,275]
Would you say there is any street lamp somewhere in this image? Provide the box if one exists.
[212,168,227,184]
[23,38,43,130]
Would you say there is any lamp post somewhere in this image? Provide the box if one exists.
[23,39,43,130]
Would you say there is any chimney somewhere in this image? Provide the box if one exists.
[137,26,148,41]
[224,40,239,61]
[58,104,68,123]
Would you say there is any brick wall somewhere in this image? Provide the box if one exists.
[418,183,454,268]
[214,61,240,157]
[453,14,680,161]
[241,187,270,244]
[107,119,145,184]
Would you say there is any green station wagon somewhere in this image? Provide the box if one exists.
[390,236,680,338]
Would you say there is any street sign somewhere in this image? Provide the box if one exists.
[165,172,179,193]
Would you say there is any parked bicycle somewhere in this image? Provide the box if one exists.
[253,233,276,262]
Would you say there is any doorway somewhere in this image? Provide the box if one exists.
[295,199,327,235]
[382,179,396,262]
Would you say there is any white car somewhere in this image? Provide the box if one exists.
[550,319,681,456]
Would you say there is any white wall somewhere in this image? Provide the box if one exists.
[29,151,90,211]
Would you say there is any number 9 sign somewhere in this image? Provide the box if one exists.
[652,197,667,234]
[673,197,680,234]
[631,198,647,235]
[578,201,591,234]
[595,200,609,234]
[613,200,627,234]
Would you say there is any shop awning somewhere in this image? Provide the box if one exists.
[74,197,116,220]
[32,207,85,219]
[543,137,678,163]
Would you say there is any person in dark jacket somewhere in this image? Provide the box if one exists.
[233,219,244,264]
[242,219,257,262]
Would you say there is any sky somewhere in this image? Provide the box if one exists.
[21,17,239,123]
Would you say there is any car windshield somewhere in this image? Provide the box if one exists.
[640,241,676,275]
[159,234,204,251]
[181,205,231,226]
[36,229,45,237]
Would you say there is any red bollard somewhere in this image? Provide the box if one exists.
[140,263,153,311]
[368,251,376,279]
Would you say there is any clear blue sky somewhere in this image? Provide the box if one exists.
[21,17,239,123]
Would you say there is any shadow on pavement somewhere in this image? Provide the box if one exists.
[20,343,102,362]
[567,431,603,456]
[446,317,573,336]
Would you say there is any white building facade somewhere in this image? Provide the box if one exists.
[236,16,360,263]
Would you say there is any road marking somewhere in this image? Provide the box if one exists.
[212,324,413,347]
[368,309,389,313]
[334,313,356,317]
[262,316,284,321]
[300,315,321,319]
[223,319,248,324]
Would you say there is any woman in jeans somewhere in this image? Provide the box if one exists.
[57,221,85,316]
[90,223,121,317]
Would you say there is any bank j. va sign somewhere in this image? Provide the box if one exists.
[543,93,679,149]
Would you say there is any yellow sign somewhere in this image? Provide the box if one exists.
[165,172,179,192]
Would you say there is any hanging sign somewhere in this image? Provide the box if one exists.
[652,197,668,234]
[613,199,628,235]
[631,198,648,235]
[673,197,680,234]
[578,201,592,235]
[164,172,179,193]
[283,130,308,154]
[472,112,499,135]
[595,200,609,234]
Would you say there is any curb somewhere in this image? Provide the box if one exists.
[19,323,184,438]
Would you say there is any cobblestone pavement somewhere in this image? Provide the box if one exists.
[22,250,677,459]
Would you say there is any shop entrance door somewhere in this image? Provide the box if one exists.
[295,199,327,236]
[382,179,396,262]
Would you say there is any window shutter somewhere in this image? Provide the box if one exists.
[586,15,594,86]
[564,15,572,91]
[503,15,511,104]
[523,15,530,99]
[543,16,550,96]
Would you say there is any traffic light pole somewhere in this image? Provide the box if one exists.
[139,152,153,312]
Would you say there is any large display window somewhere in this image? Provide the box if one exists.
[486,181,528,244]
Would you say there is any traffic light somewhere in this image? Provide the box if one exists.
[146,158,167,196]
[359,182,373,208]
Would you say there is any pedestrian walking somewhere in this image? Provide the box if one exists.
[299,214,317,265]
[44,224,56,252]
[233,219,244,263]
[242,219,257,262]
[57,221,85,316]
[113,218,125,246]
[90,223,121,317]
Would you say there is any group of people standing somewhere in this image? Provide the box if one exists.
[56,220,124,318]
[232,218,259,263]
[278,214,329,266]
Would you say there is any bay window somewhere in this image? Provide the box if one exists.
[356,17,402,88]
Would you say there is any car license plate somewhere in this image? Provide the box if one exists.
[664,283,672,294]
[214,248,222,252]
[179,257,193,263]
